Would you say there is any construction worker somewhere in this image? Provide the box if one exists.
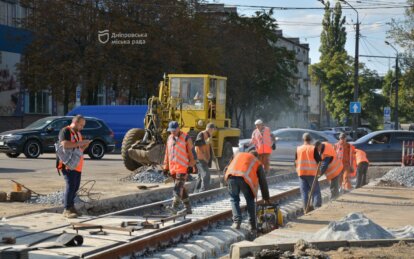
[315,141,343,199]
[193,123,216,193]
[354,149,369,188]
[163,121,196,214]
[249,120,276,174]
[224,149,270,232]
[58,115,91,218]
[295,133,322,211]
[334,133,355,191]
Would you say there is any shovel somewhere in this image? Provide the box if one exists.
[305,162,322,214]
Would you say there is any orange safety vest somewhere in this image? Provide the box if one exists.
[334,142,355,167]
[251,126,272,154]
[355,149,369,165]
[164,132,190,175]
[224,152,261,197]
[321,142,343,180]
[295,144,318,176]
[58,126,84,173]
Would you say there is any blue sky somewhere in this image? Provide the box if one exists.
[208,0,408,75]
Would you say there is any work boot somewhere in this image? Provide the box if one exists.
[69,207,82,217]
[62,209,77,219]
[231,222,241,230]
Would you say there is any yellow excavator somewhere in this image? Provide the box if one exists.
[121,74,240,172]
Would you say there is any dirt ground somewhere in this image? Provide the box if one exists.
[326,241,414,259]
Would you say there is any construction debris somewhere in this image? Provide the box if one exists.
[379,167,414,187]
[314,212,394,241]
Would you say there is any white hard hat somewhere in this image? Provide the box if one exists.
[254,119,263,125]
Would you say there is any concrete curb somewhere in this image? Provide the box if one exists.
[229,238,414,259]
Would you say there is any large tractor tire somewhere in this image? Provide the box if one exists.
[218,141,234,170]
[122,128,145,171]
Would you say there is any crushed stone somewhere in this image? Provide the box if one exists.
[27,191,80,205]
[314,212,394,241]
[388,225,414,239]
[250,240,329,259]
[379,167,414,187]
[120,165,196,183]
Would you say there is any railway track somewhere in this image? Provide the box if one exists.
[0,173,330,259]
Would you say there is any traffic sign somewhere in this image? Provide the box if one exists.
[384,107,391,117]
[350,102,361,114]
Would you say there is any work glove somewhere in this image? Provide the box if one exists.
[162,169,170,177]
[272,143,276,150]
[187,167,193,174]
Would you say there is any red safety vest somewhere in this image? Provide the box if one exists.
[251,126,272,154]
[58,126,84,173]
[322,142,342,180]
[295,144,318,176]
[225,152,261,197]
[164,132,190,175]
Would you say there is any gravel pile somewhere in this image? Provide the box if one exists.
[120,165,196,183]
[389,225,414,239]
[314,212,394,241]
[27,191,81,205]
[380,167,414,187]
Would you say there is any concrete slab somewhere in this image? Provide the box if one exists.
[178,243,208,259]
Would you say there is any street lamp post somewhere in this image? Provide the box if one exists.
[340,0,360,139]
[385,41,399,130]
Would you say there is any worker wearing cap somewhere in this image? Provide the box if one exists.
[334,133,355,191]
[225,150,270,232]
[295,133,322,211]
[250,120,275,174]
[163,121,196,214]
[354,149,369,188]
[315,141,343,199]
[193,123,216,193]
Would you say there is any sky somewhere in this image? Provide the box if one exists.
[207,0,408,76]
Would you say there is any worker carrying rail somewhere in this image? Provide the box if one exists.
[295,133,322,212]
[314,141,343,199]
[249,119,276,174]
[224,149,270,233]
[163,121,196,214]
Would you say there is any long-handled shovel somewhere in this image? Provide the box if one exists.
[305,162,322,214]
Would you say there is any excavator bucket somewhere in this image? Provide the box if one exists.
[127,142,165,166]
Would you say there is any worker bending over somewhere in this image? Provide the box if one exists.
[295,133,322,211]
[354,149,369,188]
[163,121,196,214]
[225,150,270,232]
[314,141,343,199]
[249,119,276,174]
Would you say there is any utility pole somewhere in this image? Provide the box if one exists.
[385,41,399,130]
[340,0,359,140]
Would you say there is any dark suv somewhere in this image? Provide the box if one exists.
[0,116,115,159]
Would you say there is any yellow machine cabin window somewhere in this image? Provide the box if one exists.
[171,77,204,110]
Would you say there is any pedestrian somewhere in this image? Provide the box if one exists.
[58,115,91,218]
[295,133,322,211]
[193,123,216,193]
[354,149,369,188]
[334,133,355,191]
[225,150,270,232]
[163,121,196,214]
[314,141,343,199]
[249,119,276,174]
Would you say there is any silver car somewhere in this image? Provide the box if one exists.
[236,128,337,162]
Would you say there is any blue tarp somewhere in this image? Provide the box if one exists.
[67,105,147,148]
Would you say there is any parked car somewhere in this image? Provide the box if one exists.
[0,116,116,159]
[322,130,353,141]
[351,130,414,162]
[236,128,337,162]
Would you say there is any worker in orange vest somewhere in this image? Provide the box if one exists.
[249,119,275,174]
[354,149,369,188]
[295,133,322,211]
[334,133,355,191]
[315,141,343,199]
[163,121,196,214]
[225,150,270,232]
[58,115,91,218]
